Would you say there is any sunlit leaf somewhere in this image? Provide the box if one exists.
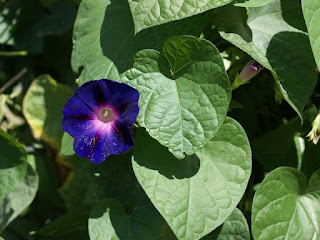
[122,36,231,158]
[132,117,251,240]
[252,167,320,239]
[128,0,232,33]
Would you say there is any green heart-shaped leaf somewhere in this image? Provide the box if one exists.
[252,167,320,239]
[122,36,231,158]
[72,0,210,85]
[132,117,251,240]
[0,129,27,203]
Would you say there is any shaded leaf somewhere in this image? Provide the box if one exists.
[0,164,39,232]
[213,0,317,118]
[34,207,90,240]
[23,75,73,150]
[0,129,27,203]
[12,0,76,53]
[72,0,210,85]
[88,198,164,240]
[122,36,231,158]
[59,155,99,210]
[89,153,168,239]
[252,105,319,173]
[132,117,251,240]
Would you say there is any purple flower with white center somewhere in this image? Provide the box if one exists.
[62,79,139,163]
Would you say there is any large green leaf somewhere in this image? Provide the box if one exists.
[302,0,320,70]
[252,167,320,239]
[203,208,250,240]
[122,36,231,158]
[128,0,232,33]
[89,198,164,240]
[72,0,210,85]
[0,129,27,203]
[23,75,73,150]
[34,207,90,240]
[213,0,318,118]
[132,117,251,240]
[0,163,39,232]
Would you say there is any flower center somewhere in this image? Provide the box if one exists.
[98,108,115,123]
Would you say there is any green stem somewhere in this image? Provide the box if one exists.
[0,51,28,57]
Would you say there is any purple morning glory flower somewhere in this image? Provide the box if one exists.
[62,79,139,163]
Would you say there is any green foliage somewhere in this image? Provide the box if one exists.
[252,167,320,239]
[22,75,73,150]
[60,132,75,156]
[89,198,164,240]
[0,129,27,203]
[0,163,38,232]
[128,0,233,33]
[203,208,250,240]
[132,117,251,240]
[122,36,231,158]
[34,207,91,240]
[213,0,318,118]
[72,0,210,85]
[1,0,320,239]
[233,0,272,7]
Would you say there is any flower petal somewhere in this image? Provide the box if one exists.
[87,121,133,163]
[63,95,95,117]
[74,80,102,110]
[116,103,139,127]
[62,117,98,138]
[106,120,134,155]
[98,80,140,107]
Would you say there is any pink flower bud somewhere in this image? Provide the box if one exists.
[238,60,263,82]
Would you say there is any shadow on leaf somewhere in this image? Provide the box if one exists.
[133,128,200,179]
